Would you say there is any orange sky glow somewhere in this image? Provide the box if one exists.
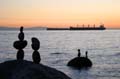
[0,0,120,28]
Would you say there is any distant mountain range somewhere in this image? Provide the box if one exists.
[0,26,47,30]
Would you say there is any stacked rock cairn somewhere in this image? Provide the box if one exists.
[13,27,27,60]
[31,37,41,64]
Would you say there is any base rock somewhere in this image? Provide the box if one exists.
[0,60,71,79]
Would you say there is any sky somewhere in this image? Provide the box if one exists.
[0,0,120,28]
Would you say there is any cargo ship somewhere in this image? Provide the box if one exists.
[47,24,106,30]
[70,24,106,30]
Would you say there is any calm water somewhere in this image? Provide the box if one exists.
[0,30,120,79]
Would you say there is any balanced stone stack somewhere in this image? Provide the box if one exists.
[0,26,72,79]
[31,37,41,64]
[13,27,27,60]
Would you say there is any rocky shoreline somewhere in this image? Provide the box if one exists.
[0,60,71,79]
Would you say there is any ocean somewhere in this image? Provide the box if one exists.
[0,30,120,79]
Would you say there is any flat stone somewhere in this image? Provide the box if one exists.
[13,40,27,49]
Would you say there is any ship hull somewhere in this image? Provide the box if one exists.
[47,27,106,30]
[47,25,106,30]
[69,27,106,30]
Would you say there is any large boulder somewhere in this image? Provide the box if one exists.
[0,60,71,79]
[67,57,92,68]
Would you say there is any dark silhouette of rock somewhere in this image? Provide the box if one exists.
[13,40,27,50]
[78,49,81,57]
[67,50,92,68]
[13,26,27,60]
[31,37,41,64]
[86,51,88,58]
[31,37,40,50]
[18,28,24,41]
[17,50,24,60]
[2,26,71,79]
[20,26,23,32]
[0,60,71,79]
[32,51,41,64]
